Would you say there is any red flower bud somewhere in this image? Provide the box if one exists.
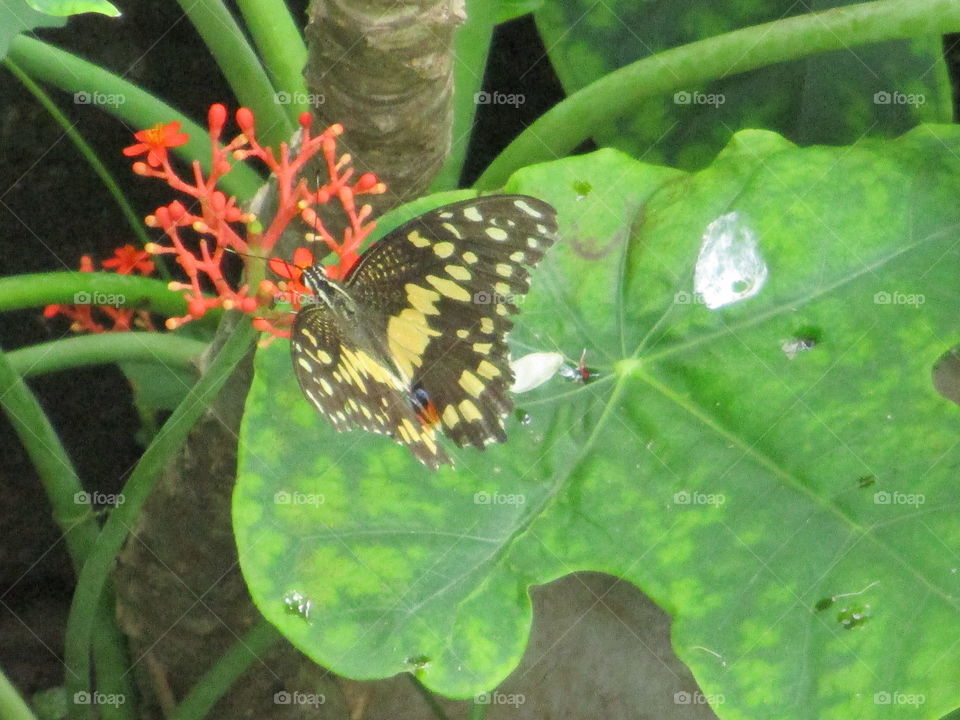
[236,107,255,135]
[208,103,228,137]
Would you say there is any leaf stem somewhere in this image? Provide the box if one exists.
[475,0,960,188]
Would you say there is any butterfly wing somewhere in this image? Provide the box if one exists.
[344,194,558,451]
[291,303,451,468]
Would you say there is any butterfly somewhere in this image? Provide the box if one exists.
[289,194,557,469]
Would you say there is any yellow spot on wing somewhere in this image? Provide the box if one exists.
[387,308,441,380]
[459,399,483,421]
[442,405,460,428]
[495,263,513,277]
[510,251,525,263]
[514,199,543,218]
[408,230,431,247]
[486,226,508,241]
[478,360,500,379]
[495,282,511,296]
[462,251,479,264]
[445,265,471,281]
[434,241,455,258]
[456,328,470,339]
[463,206,482,222]
[405,283,441,315]
[441,223,462,239]
[426,274,471,302]
[458,370,485,398]
[473,343,492,355]
[480,317,494,334]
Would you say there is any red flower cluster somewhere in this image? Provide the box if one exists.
[43,246,155,332]
[46,105,385,340]
[132,104,384,337]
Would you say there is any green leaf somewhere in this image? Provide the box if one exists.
[235,127,960,717]
[494,0,543,24]
[535,1,951,169]
[25,0,118,17]
[0,0,65,58]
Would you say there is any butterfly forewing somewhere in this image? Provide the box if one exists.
[290,194,557,469]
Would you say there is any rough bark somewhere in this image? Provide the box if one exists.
[304,0,464,210]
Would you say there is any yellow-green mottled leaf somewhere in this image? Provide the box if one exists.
[236,127,960,718]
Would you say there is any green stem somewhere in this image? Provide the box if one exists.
[169,617,281,720]
[468,699,488,720]
[63,317,257,720]
[4,36,264,201]
[475,0,960,189]
[7,334,207,379]
[405,674,450,720]
[3,58,169,280]
[430,0,499,191]
[0,667,37,720]
[177,0,294,147]
[235,0,308,121]
[0,350,135,720]
[0,272,187,317]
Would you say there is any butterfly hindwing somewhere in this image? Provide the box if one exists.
[291,305,451,468]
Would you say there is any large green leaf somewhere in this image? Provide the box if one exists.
[0,0,66,57]
[235,128,960,718]
[535,0,951,169]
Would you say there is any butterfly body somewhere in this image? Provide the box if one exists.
[290,194,557,469]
